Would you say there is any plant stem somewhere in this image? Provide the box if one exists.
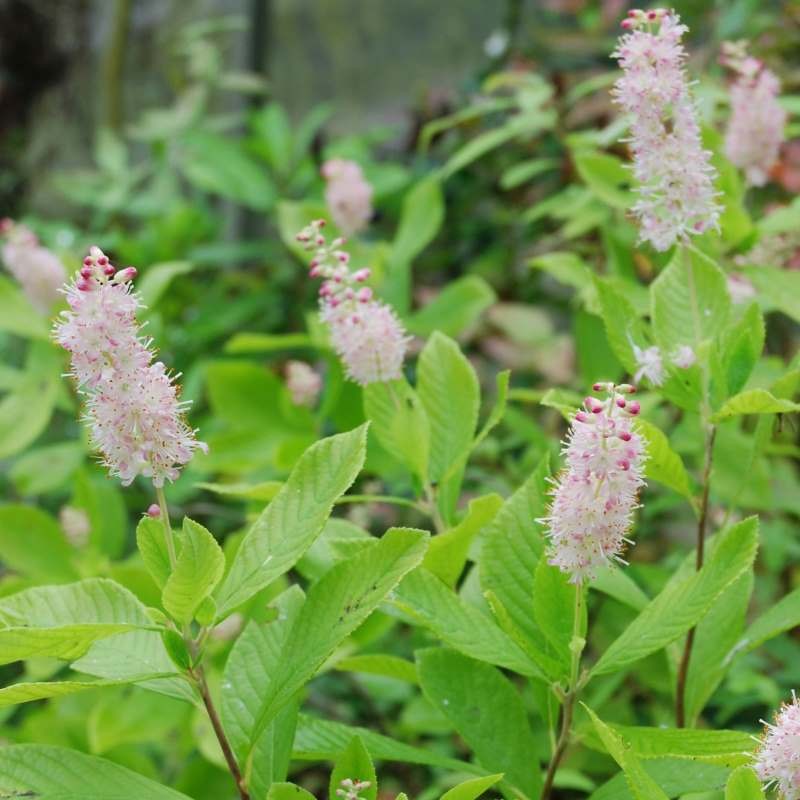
[675,424,716,728]
[192,664,250,800]
[541,588,585,799]
[155,485,177,569]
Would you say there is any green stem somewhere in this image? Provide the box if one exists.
[155,485,177,569]
[541,588,585,799]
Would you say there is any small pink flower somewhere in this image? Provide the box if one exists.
[1,220,66,313]
[755,691,800,799]
[321,159,373,236]
[632,344,665,386]
[285,360,322,407]
[611,12,720,251]
[722,42,786,187]
[53,247,206,487]
[540,384,647,583]
[727,273,757,304]
[296,220,409,386]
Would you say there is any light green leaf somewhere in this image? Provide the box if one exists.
[725,766,765,799]
[0,341,61,458]
[9,441,84,496]
[0,676,173,708]
[736,584,800,656]
[424,494,503,586]
[741,266,800,323]
[329,736,377,800]
[440,774,504,800]
[651,247,731,351]
[294,714,481,773]
[590,518,759,677]
[138,261,193,308]
[0,276,49,339]
[245,528,428,759]
[335,653,418,684]
[0,624,137,665]
[268,784,317,800]
[712,389,800,422]
[594,277,647,372]
[418,648,541,799]
[215,425,368,617]
[533,560,581,675]
[530,251,591,291]
[602,726,754,768]
[0,504,79,582]
[136,516,173,590]
[585,706,670,800]
[573,150,632,209]
[418,332,480,483]
[406,275,496,338]
[162,518,224,624]
[635,419,694,502]
[71,469,127,558]
[363,379,430,481]
[393,568,539,677]
[592,567,649,612]
[719,303,764,397]
[0,744,193,798]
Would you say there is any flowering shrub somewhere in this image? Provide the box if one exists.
[0,5,798,800]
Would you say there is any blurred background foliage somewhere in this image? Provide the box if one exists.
[1,1,799,798]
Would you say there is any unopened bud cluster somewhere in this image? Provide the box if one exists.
[321,158,373,236]
[541,383,647,583]
[0,218,66,314]
[336,779,372,800]
[612,10,720,251]
[721,41,786,188]
[53,247,206,486]
[296,220,409,386]
[755,691,800,799]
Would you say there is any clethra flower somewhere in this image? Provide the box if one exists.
[58,506,91,548]
[722,41,786,187]
[540,383,647,584]
[285,360,322,407]
[612,10,721,251]
[321,159,373,236]
[296,220,409,386]
[633,343,665,386]
[0,219,66,314]
[727,273,757,304]
[53,247,206,487]
[672,344,696,369]
[755,691,800,799]
[336,779,372,800]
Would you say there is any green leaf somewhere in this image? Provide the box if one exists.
[268,784,317,800]
[385,178,444,312]
[684,572,753,724]
[635,419,694,502]
[245,528,428,760]
[0,341,60,459]
[711,389,800,422]
[418,648,541,799]
[162,518,224,624]
[440,774,504,800]
[0,624,139,665]
[363,379,430,481]
[294,714,480,774]
[334,653,418,684]
[533,560,581,675]
[215,425,368,617]
[406,276,496,338]
[0,276,49,339]
[573,150,632,209]
[599,726,754,768]
[9,441,84,496]
[651,248,731,351]
[725,766,765,800]
[221,586,304,794]
[393,568,539,677]
[590,518,759,677]
[329,736,377,800]
[736,584,800,656]
[418,333,480,483]
[178,129,277,210]
[137,516,173,590]
[424,494,503,586]
[719,303,764,397]
[137,260,194,308]
[594,277,647,372]
[741,266,800,323]
[584,706,670,800]
[0,504,79,582]
[71,469,127,558]
[0,676,172,708]
[0,744,193,798]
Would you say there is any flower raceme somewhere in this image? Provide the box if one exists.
[53,247,206,487]
[755,692,800,799]
[722,41,786,187]
[612,9,720,251]
[541,384,647,584]
[0,218,66,314]
[296,219,410,386]
[321,158,373,236]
